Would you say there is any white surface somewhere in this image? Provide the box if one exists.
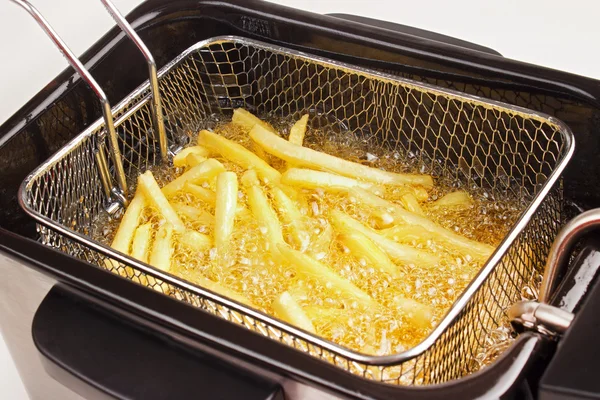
[0,0,598,398]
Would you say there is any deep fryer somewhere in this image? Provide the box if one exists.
[1,1,600,399]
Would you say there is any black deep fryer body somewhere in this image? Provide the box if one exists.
[1,1,600,399]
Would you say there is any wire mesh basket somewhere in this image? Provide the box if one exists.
[17,7,574,385]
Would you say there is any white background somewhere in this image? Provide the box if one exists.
[0,0,598,398]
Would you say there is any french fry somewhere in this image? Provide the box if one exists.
[288,114,309,146]
[349,188,493,261]
[329,210,440,268]
[303,306,350,323]
[282,168,385,195]
[242,170,284,253]
[173,146,210,167]
[270,185,310,250]
[393,296,434,329]
[347,186,426,221]
[380,224,431,243]
[400,192,424,215]
[215,172,238,261]
[250,125,433,188]
[148,223,174,295]
[385,202,493,261]
[184,183,216,205]
[381,223,494,260]
[412,186,430,202]
[338,231,399,277]
[194,273,254,306]
[197,130,281,183]
[149,223,174,271]
[430,191,473,209]
[161,158,226,197]
[130,223,152,263]
[138,171,186,233]
[241,168,260,187]
[231,108,275,133]
[346,187,398,227]
[184,183,248,216]
[124,221,152,282]
[179,230,212,252]
[172,203,214,226]
[185,153,207,168]
[110,188,145,254]
[273,291,316,333]
[278,244,376,306]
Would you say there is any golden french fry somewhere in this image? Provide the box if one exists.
[393,296,434,329]
[241,168,260,187]
[111,188,145,253]
[303,306,350,323]
[381,223,493,260]
[288,114,309,146]
[412,186,430,202]
[282,168,385,195]
[380,224,430,242]
[271,185,310,250]
[146,223,174,295]
[387,205,492,261]
[250,125,433,188]
[231,108,275,133]
[194,273,254,306]
[173,146,210,167]
[197,130,281,183]
[278,244,376,306]
[430,191,473,209]
[161,158,226,197]
[138,171,186,233]
[349,188,493,260]
[149,223,174,271]
[400,192,424,215]
[273,291,316,333]
[179,230,212,252]
[172,203,214,226]
[129,224,152,285]
[184,182,247,216]
[130,223,152,263]
[329,210,440,267]
[214,172,238,261]
[338,231,399,277]
[184,183,216,205]
[347,187,426,224]
[346,188,398,227]
[185,153,207,168]
[242,170,284,253]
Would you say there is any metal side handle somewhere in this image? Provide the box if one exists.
[99,0,168,162]
[11,0,171,197]
[10,0,129,197]
[509,208,600,337]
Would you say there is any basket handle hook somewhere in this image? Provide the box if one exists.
[509,208,600,337]
[99,0,168,163]
[10,0,129,197]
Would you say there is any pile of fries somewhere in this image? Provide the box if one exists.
[106,109,498,354]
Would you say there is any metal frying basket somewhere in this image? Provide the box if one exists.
[15,0,574,386]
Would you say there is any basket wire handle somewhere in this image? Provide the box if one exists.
[10,0,129,197]
[99,0,168,162]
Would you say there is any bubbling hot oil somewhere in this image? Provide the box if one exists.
[92,116,525,357]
